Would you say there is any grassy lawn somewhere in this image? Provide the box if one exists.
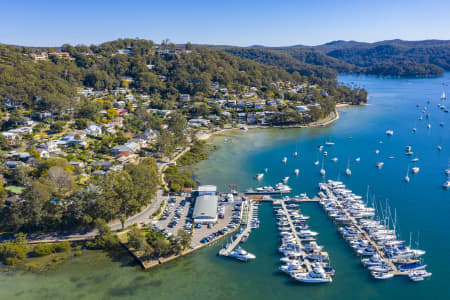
[5,186,25,194]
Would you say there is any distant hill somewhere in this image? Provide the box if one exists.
[218,39,450,78]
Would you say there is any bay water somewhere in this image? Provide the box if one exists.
[0,73,449,299]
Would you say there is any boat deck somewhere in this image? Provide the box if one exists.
[320,185,414,277]
[278,200,313,272]
[219,201,256,256]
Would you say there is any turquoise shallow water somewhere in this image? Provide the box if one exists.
[0,74,449,299]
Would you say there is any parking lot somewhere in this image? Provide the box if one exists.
[153,194,244,248]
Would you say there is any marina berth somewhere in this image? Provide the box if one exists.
[275,197,333,284]
[317,180,430,281]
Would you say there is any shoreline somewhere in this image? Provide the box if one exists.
[197,104,352,141]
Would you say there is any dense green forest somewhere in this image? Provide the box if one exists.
[219,39,450,77]
[0,157,159,232]
[0,39,308,112]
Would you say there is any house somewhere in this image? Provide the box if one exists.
[17,152,32,162]
[78,88,94,96]
[254,100,266,109]
[116,49,133,55]
[85,125,102,136]
[110,145,132,155]
[4,98,22,110]
[38,140,59,153]
[34,111,52,119]
[4,160,20,169]
[188,118,210,128]
[36,148,50,158]
[29,52,48,61]
[70,161,84,168]
[236,101,246,109]
[247,113,257,125]
[219,88,228,94]
[88,161,113,169]
[243,92,257,98]
[49,52,72,59]
[296,106,309,113]
[146,64,154,70]
[267,100,277,106]
[92,170,106,176]
[111,88,129,95]
[227,100,237,107]
[135,129,157,141]
[117,151,137,162]
[180,94,190,102]
[2,132,21,145]
[149,109,171,116]
[129,137,148,149]
[114,100,126,108]
[237,113,246,121]
[125,94,135,102]
[124,141,140,152]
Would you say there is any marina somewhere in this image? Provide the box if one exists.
[219,200,258,259]
[318,180,430,281]
[1,73,448,300]
[274,198,333,283]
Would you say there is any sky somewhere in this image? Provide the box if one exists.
[1,0,450,47]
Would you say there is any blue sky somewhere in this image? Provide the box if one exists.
[2,0,449,47]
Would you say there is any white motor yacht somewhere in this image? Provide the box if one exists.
[412,167,420,174]
[371,271,395,280]
[229,247,256,261]
[294,169,300,176]
[293,266,332,283]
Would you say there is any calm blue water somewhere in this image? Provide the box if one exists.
[0,74,448,300]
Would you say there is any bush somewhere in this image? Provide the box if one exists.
[50,121,65,133]
[5,257,21,266]
[53,241,71,253]
[33,244,53,257]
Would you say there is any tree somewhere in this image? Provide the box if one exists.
[177,229,191,249]
[46,166,74,196]
[50,121,65,133]
[156,131,173,157]
[11,165,30,185]
[119,214,126,229]
[127,227,148,250]
[167,111,187,140]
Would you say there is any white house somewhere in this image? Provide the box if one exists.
[85,125,102,136]
[296,106,309,113]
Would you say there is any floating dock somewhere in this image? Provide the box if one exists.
[318,181,429,279]
[219,201,256,256]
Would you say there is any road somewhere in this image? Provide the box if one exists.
[3,145,192,244]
